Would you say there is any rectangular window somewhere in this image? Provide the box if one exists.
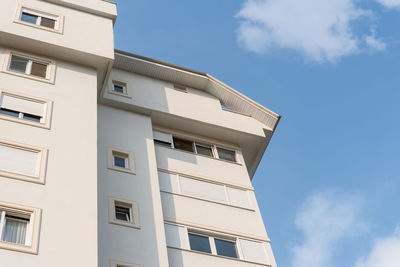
[0,201,41,254]
[188,232,211,254]
[195,143,214,157]
[215,238,238,258]
[108,197,140,229]
[16,6,63,33]
[107,148,135,175]
[216,147,236,162]
[3,51,56,83]
[188,230,238,259]
[173,137,194,153]
[0,91,52,128]
[0,139,47,184]
[153,130,172,147]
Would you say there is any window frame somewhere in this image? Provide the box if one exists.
[2,50,56,84]
[0,201,41,254]
[108,79,132,98]
[0,90,53,129]
[0,138,48,184]
[107,147,136,175]
[110,260,143,267]
[108,197,140,229]
[14,5,64,34]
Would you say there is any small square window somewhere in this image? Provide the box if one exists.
[109,80,131,98]
[107,148,135,175]
[0,201,41,254]
[108,197,140,229]
[113,84,125,94]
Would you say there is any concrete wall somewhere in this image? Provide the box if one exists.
[0,46,98,267]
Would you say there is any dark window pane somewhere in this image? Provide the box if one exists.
[21,12,38,24]
[9,55,28,73]
[113,84,124,93]
[0,108,19,118]
[30,62,47,78]
[23,113,41,122]
[114,156,126,168]
[195,144,213,157]
[173,137,194,152]
[188,233,211,253]
[115,206,130,221]
[215,238,238,258]
[217,147,236,162]
[40,17,55,29]
[154,139,172,147]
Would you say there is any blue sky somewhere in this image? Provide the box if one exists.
[113,1,400,266]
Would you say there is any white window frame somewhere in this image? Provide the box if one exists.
[110,260,143,267]
[14,5,64,34]
[0,201,41,254]
[106,147,135,175]
[108,197,140,229]
[0,90,53,129]
[0,138,48,184]
[2,50,56,84]
[108,80,131,98]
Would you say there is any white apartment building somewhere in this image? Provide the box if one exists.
[0,1,281,267]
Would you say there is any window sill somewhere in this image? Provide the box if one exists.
[107,165,136,175]
[13,20,63,34]
[1,69,54,84]
[154,144,242,166]
[108,89,132,99]
[109,219,141,229]
[0,240,38,254]
[0,114,50,129]
[167,246,271,267]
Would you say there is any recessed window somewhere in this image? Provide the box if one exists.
[107,148,135,175]
[215,238,238,258]
[216,147,236,162]
[195,143,213,157]
[0,139,48,184]
[153,130,172,147]
[173,84,187,92]
[109,80,131,98]
[0,201,41,254]
[108,197,140,229]
[3,51,56,83]
[15,6,63,33]
[188,233,211,254]
[173,137,194,153]
[0,91,52,128]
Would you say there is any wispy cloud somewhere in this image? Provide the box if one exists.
[376,0,400,9]
[353,226,400,267]
[236,0,386,63]
[291,189,365,267]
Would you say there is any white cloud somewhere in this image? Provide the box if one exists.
[291,190,365,267]
[236,0,385,62]
[376,0,400,9]
[353,226,400,267]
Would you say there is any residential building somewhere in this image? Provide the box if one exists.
[0,1,280,267]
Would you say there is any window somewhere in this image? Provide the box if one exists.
[153,129,239,163]
[107,148,135,174]
[0,90,52,128]
[188,231,238,259]
[108,197,140,229]
[0,201,41,254]
[215,238,238,258]
[188,232,211,254]
[110,260,143,267]
[15,6,63,33]
[173,84,187,92]
[108,80,131,98]
[173,137,194,153]
[3,51,56,83]
[216,147,236,162]
[0,139,47,184]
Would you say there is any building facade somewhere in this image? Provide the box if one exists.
[0,1,280,267]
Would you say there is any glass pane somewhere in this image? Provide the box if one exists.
[0,108,19,118]
[23,113,41,122]
[115,206,130,221]
[2,217,27,245]
[9,55,28,73]
[114,156,126,168]
[21,12,38,24]
[40,17,55,29]
[188,233,211,253]
[113,84,124,93]
[217,147,236,162]
[173,137,194,152]
[154,139,172,147]
[195,144,213,157]
[30,62,47,78]
[215,238,238,258]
